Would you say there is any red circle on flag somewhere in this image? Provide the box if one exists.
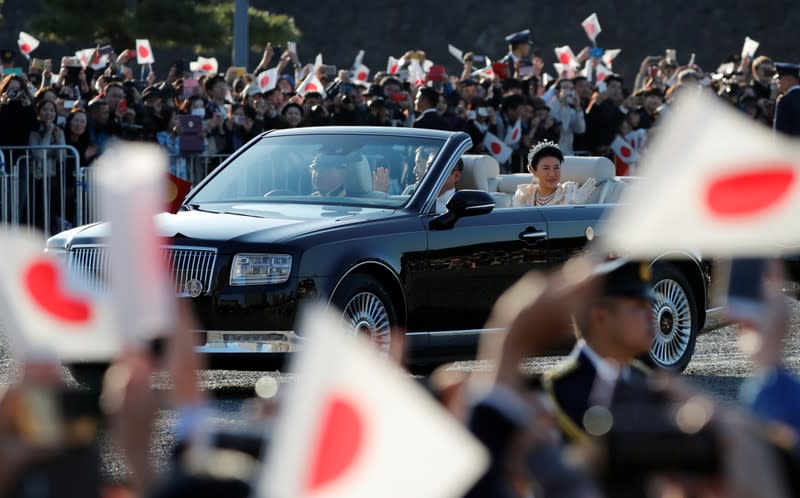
[705,166,796,218]
[586,24,596,36]
[389,64,398,74]
[491,142,502,154]
[559,53,570,64]
[512,129,520,141]
[201,63,213,72]
[620,146,632,158]
[24,260,91,324]
[598,72,607,82]
[20,43,31,53]
[357,71,367,81]
[306,394,364,492]
[307,83,318,91]
[138,45,150,59]
[260,75,270,88]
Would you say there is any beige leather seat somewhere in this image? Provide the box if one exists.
[344,155,388,198]
[498,156,616,204]
[458,155,512,207]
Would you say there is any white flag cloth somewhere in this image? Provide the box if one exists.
[17,32,40,56]
[386,56,400,75]
[595,63,614,82]
[542,73,554,87]
[602,48,621,68]
[256,68,278,92]
[190,56,218,75]
[0,230,119,361]
[96,143,175,342]
[554,63,576,79]
[602,90,800,257]
[610,135,640,164]
[448,44,464,63]
[136,39,155,64]
[408,59,425,86]
[741,36,760,60]
[258,306,488,498]
[581,13,602,43]
[554,46,579,68]
[75,48,108,70]
[353,64,370,83]
[351,49,365,71]
[484,131,512,164]
[471,57,494,78]
[625,128,648,151]
[297,72,327,98]
[505,119,522,145]
[314,53,324,71]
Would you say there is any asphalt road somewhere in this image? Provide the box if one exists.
[2,300,800,480]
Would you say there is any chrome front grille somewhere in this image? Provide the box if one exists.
[67,245,217,296]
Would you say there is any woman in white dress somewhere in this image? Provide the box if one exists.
[513,141,597,207]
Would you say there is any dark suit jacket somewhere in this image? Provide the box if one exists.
[413,110,451,131]
[544,348,653,443]
[774,88,800,137]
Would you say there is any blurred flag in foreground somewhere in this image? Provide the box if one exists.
[0,230,119,361]
[601,90,800,256]
[259,306,488,498]
[97,143,175,342]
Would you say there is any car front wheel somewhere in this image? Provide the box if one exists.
[331,274,398,354]
[648,263,699,372]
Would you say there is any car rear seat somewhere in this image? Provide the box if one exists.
[495,156,621,204]
[458,155,512,207]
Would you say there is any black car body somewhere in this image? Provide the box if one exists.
[48,127,723,371]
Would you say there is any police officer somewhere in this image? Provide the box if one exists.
[543,259,657,444]
[500,29,533,78]
[773,62,800,137]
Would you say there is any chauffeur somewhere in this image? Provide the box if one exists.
[309,154,347,196]
[543,260,657,443]
[773,62,800,137]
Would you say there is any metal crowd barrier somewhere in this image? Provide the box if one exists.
[77,153,230,225]
[0,145,81,238]
[1,145,230,236]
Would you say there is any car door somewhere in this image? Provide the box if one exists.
[417,205,550,334]
[537,204,609,264]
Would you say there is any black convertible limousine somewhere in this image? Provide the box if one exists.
[47,127,723,371]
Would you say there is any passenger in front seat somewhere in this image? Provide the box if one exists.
[512,141,597,207]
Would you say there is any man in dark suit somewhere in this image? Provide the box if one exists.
[412,87,449,131]
[773,62,800,137]
[544,260,657,444]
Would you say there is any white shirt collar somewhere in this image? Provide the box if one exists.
[421,108,438,116]
[435,188,456,214]
[570,339,622,383]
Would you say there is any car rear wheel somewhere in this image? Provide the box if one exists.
[648,263,699,372]
[331,274,398,354]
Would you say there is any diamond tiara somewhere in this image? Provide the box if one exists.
[527,140,561,165]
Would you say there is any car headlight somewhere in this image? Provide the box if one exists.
[44,247,67,262]
[230,253,292,285]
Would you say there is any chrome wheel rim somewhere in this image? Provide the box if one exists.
[342,291,391,352]
[649,279,692,367]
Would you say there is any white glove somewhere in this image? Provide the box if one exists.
[568,177,597,204]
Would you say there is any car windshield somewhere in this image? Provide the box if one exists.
[190,133,446,208]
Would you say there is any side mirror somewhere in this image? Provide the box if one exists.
[430,190,495,230]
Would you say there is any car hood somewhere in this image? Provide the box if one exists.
[60,203,396,246]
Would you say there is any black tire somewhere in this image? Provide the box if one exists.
[331,274,399,354]
[647,263,699,372]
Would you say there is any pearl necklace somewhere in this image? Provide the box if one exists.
[534,189,557,205]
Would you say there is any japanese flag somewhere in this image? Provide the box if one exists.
[408,59,425,86]
[0,230,119,362]
[483,131,512,164]
[297,72,327,99]
[136,39,155,64]
[97,143,175,342]
[610,135,640,164]
[17,32,40,56]
[258,306,488,498]
[75,48,94,70]
[602,48,621,68]
[471,57,494,78]
[190,56,218,75]
[353,64,370,83]
[554,62,576,79]
[314,53,324,72]
[351,49,365,72]
[595,63,614,82]
[386,56,400,75]
[741,36,760,60]
[448,44,464,63]
[505,119,522,145]
[257,67,278,92]
[554,45,579,68]
[602,90,800,257]
[581,13,602,43]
